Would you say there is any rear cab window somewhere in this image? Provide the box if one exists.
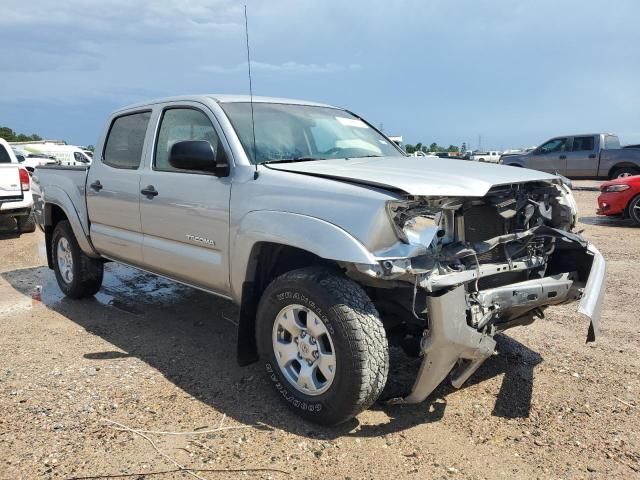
[0,145,11,163]
[603,135,621,150]
[103,111,151,169]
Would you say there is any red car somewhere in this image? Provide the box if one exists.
[597,175,640,225]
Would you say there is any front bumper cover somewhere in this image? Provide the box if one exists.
[389,243,606,405]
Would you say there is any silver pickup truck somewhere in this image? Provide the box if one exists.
[33,95,606,425]
[502,133,640,179]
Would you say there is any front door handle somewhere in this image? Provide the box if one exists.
[559,155,567,160]
[140,185,159,198]
[588,153,596,159]
[90,180,103,191]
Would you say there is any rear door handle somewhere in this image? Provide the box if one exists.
[90,180,103,191]
[559,155,567,160]
[588,153,596,159]
[140,185,158,198]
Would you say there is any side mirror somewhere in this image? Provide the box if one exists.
[168,140,229,176]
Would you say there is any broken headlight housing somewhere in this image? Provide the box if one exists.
[386,198,460,246]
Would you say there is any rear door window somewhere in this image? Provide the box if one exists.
[103,111,151,169]
[571,136,595,151]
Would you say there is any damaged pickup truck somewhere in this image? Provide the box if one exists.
[32,95,606,425]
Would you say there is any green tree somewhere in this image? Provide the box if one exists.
[0,126,42,142]
[405,143,416,154]
[447,145,459,153]
[461,142,467,153]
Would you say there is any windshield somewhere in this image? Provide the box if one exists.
[220,102,404,164]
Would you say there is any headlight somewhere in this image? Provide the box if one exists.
[601,184,630,193]
[385,199,445,246]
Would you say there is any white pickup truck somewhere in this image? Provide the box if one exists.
[0,138,36,232]
[33,95,605,425]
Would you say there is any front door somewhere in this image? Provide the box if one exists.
[86,110,151,265]
[529,137,568,175]
[139,105,231,295]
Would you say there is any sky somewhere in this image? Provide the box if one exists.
[1,0,639,150]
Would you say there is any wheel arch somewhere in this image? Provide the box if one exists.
[43,199,98,269]
[232,211,378,365]
[608,163,639,179]
[624,192,640,221]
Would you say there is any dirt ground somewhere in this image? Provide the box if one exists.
[0,186,638,480]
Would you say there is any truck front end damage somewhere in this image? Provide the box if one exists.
[346,180,606,404]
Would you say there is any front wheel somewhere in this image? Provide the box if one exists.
[256,267,389,425]
[52,220,104,298]
[628,195,640,226]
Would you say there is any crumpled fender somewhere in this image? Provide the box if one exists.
[229,210,377,303]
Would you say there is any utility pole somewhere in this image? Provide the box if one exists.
[478,135,482,151]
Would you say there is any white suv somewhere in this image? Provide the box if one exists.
[0,138,36,232]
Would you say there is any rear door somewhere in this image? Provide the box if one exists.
[566,135,598,178]
[139,103,232,294]
[527,137,568,174]
[86,110,151,265]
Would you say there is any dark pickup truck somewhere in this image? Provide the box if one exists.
[501,133,640,179]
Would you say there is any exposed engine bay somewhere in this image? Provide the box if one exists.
[345,180,605,404]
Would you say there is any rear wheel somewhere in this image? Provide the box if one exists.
[256,267,389,425]
[17,214,36,233]
[628,195,640,226]
[611,167,638,179]
[52,220,103,298]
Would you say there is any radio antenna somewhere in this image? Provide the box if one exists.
[244,5,259,180]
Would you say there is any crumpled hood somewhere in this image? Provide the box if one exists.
[265,156,558,197]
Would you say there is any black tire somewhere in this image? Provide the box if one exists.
[256,267,389,425]
[17,214,36,233]
[610,166,638,179]
[51,220,103,299]
[628,195,640,226]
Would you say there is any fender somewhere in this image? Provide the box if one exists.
[43,185,99,258]
[230,210,377,303]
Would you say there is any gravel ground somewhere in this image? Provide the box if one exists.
[0,186,638,480]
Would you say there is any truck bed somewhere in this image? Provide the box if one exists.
[32,165,90,233]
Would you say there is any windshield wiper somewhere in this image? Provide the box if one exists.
[261,157,320,165]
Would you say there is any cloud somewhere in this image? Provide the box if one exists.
[201,61,361,74]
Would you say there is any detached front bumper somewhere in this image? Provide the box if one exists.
[390,243,606,405]
[578,244,606,342]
